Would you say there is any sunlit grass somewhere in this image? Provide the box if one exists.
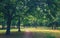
[21,27,60,33]
[0,30,6,34]
[21,27,60,38]
[0,27,60,38]
[0,27,60,34]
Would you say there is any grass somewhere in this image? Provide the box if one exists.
[0,27,60,38]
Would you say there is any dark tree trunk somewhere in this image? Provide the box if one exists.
[54,25,56,30]
[17,17,20,32]
[52,26,53,29]
[52,25,56,30]
[2,25,5,29]
[6,17,11,35]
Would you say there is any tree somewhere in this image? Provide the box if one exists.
[0,0,30,34]
[46,0,59,29]
[0,0,17,35]
[17,17,20,32]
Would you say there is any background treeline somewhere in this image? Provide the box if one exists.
[0,0,60,35]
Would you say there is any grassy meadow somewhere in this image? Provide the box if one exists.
[0,27,60,38]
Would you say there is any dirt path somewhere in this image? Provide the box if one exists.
[23,29,47,38]
[23,30,33,38]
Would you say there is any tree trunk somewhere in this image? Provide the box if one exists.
[54,25,56,30]
[2,25,5,29]
[17,17,20,32]
[6,17,11,35]
[52,25,56,30]
[52,26,53,29]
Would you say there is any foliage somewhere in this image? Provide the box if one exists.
[0,0,60,34]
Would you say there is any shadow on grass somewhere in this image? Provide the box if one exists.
[0,31,24,38]
[46,33,55,38]
[32,32,56,38]
[0,31,56,38]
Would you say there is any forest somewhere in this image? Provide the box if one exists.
[0,0,60,38]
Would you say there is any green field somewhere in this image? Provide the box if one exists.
[0,27,60,38]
